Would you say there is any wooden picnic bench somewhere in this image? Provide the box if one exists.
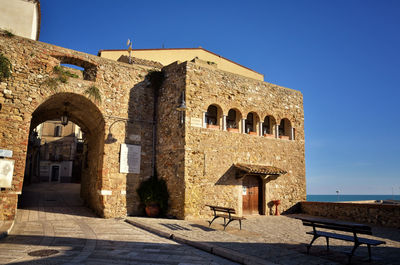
[297,217,385,263]
[206,205,245,230]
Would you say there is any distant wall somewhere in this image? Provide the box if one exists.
[99,48,264,81]
[300,201,400,228]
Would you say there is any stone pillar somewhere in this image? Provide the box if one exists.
[223,115,227,131]
[259,122,264,136]
[202,112,207,128]
[241,119,246,134]
[291,127,295,140]
[275,124,279,138]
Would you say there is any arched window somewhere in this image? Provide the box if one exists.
[279,118,293,140]
[227,109,241,132]
[206,105,218,125]
[54,125,62,137]
[262,115,276,136]
[245,113,254,133]
[245,112,259,135]
[205,104,222,129]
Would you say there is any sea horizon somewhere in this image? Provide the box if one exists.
[307,194,400,202]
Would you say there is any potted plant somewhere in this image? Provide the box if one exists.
[137,175,169,217]
[263,133,274,138]
[227,122,239,132]
[207,124,220,130]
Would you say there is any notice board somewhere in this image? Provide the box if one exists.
[119,144,141,174]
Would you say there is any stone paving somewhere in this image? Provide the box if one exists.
[0,183,237,265]
[1,183,399,265]
[126,214,400,265]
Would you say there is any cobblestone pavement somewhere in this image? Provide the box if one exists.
[126,213,400,265]
[0,183,237,265]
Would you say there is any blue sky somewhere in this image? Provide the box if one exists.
[40,0,400,195]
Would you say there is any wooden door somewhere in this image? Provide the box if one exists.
[242,175,261,215]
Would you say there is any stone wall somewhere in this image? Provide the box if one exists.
[156,62,187,219]
[0,31,156,220]
[179,61,305,219]
[301,201,400,228]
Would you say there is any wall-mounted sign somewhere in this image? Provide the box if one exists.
[190,117,203,128]
[0,149,13,158]
[119,144,141,174]
[0,159,14,188]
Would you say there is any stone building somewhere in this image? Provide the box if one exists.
[0,28,305,221]
[33,120,83,183]
[100,49,306,219]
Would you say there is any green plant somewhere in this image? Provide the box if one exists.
[84,85,102,103]
[53,66,79,79]
[0,53,12,82]
[41,66,80,91]
[4,30,14,37]
[137,176,169,214]
[41,77,59,92]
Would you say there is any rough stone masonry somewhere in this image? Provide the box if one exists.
[0,31,305,221]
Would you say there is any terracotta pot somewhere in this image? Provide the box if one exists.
[145,203,160,217]
[272,200,281,205]
[279,135,290,140]
[207,124,220,130]
[263,134,274,138]
[272,200,281,216]
[227,128,239,133]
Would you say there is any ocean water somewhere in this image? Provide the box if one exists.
[307,194,400,202]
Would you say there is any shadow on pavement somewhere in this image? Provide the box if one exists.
[1,234,396,265]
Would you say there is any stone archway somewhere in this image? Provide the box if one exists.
[27,92,105,215]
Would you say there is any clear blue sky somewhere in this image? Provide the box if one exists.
[40,0,400,195]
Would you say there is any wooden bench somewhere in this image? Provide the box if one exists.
[298,217,385,263]
[206,205,245,230]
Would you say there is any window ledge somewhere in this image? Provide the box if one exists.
[206,124,220,130]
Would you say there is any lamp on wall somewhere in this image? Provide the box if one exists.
[60,102,70,126]
[176,91,186,125]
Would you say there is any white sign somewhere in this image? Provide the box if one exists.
[191,117,203,128]
[0,159,14,188]
[119,144,141,174]
[0,149,12,158]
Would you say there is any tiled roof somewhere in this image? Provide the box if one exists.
[234,163,287,175]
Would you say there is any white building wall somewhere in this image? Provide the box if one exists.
[0,0,39,40]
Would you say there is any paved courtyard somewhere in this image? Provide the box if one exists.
[0,183,236,265]
[1,183,399,265]
[126,214,400,265]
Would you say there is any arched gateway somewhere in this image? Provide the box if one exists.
[0,33,156,220]
[30,92,105,213]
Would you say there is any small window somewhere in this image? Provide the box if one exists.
[262,115,276,136]
[279,118,292,140]
[227,109,238,129]
[206,105,218,125]
[54,125,62,137]
[245,113,254,133]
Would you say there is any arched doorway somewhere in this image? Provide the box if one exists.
[22,92,105,215]
[242,175,263,215]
